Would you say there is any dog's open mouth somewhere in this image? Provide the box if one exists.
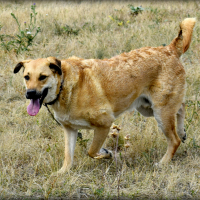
[26,88,48,116]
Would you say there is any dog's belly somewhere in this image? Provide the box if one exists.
[114,95,153,117]
[53,95,153,129]
[54,112,92,129]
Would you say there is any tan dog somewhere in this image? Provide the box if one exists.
[14,18,195,173]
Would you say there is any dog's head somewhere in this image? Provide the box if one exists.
[14,57,62,116]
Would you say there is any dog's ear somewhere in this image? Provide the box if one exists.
[47,57,62,75]
[14,62,24,74]
[14,60,32,74]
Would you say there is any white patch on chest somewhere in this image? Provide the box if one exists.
[54,110,92,129]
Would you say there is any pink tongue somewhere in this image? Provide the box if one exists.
[27,99,40,116]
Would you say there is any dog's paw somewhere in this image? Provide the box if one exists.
[182,129,187,143]
[94,148,113,159]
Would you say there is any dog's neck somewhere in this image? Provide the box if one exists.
[44,78,64,106]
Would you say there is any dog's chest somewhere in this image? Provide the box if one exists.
[54,110,92,129]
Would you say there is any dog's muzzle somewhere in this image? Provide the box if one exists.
[26,89,41,100]
[26,88,48,116]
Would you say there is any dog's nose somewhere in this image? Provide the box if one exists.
[26,89,38,99]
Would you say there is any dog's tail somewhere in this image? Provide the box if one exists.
[170,18,196,57]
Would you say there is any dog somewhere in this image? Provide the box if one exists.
[14,18,196,173]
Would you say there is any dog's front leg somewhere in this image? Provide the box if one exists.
[57,126,78,174]
[88,127,112,159]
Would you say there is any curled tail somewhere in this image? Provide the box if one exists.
[170,18,196,57]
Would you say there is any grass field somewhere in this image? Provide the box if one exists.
[0,0,200,199]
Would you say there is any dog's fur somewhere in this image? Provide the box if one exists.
[14,18,196,173]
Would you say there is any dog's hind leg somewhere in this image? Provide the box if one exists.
[88,127,112,159]
[57,126,78,173]
[154,107,181,164]
[177,103,186,143]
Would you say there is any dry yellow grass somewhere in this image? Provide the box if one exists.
[0,1,200,199]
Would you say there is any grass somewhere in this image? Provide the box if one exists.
[0,0,200,199]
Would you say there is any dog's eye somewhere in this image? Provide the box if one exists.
[39,75,47,81]
[24,75,30,81]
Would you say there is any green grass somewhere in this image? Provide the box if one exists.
[0,1,200,199]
